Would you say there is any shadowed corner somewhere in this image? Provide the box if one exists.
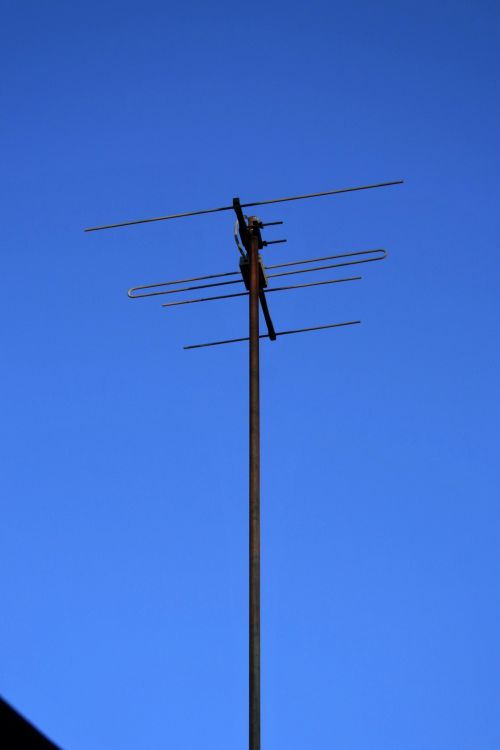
[0,697,62,749]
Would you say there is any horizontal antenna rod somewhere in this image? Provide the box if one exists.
[241,180,403,210]
[128,268,239,298]
[128,248,385,300]
[161,275,361,308]
[84,180,403,232]
[184,320,361,350]
[130,275,243,299]
[265,248,385,271]
[267,250,386,281]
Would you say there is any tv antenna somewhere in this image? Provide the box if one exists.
[85,178,403,749]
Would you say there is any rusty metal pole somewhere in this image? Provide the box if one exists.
[248,217,261,750]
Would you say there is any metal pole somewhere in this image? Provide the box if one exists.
[248,217,261,750]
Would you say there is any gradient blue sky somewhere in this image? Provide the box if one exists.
[1,1,499,748]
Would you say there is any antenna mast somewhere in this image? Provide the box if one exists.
[86,178,403,749]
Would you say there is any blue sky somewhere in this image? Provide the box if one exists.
[1,1,499,748]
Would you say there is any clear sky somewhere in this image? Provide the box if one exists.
[1,1,499,748]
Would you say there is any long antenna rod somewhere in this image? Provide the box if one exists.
[84,180,403,232]
[184,320,362,350]
[159,275,362,308]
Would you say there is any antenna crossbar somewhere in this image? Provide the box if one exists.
[128,248,386,300]
[128,268,240,298]
[265,247,386,271]
[161,275,361,308]
[84,180,403,232]
[184,320,361,349]
[267,255,386,281]
[130,276,244,299]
